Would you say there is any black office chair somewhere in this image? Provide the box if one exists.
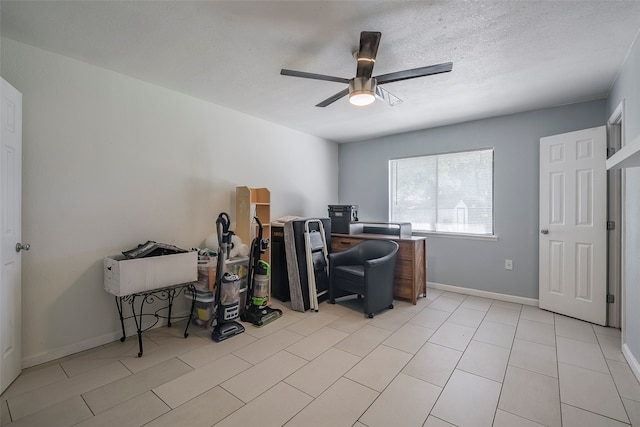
[328,240,399,318]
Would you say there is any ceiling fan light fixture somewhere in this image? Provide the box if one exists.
[356,56,375,63]
[349,77,376,106]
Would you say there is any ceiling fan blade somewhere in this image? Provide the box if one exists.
[356,31,381,79]
[280,69,350,84]
[375,62,453,85]
[316,88,350,107]
[375,86,403,106]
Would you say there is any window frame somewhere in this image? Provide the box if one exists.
[388,147,496,239]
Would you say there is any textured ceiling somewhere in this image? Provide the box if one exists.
[2,1,640,143]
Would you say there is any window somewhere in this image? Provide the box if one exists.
[389,149,494,235]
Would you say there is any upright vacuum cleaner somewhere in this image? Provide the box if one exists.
[241,217,283,327]
[212,212,245,342]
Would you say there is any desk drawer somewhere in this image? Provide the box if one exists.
[331,237,363,253]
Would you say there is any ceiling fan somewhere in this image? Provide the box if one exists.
[280,31,453,108]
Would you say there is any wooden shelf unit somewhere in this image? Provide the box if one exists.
[235,187,271,267]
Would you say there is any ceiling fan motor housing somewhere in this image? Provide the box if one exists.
[349,77,377,106]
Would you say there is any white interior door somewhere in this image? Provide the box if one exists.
[1,77,23,394]
[539,126,607,325]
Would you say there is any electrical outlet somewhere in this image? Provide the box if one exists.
[505,259,513,270]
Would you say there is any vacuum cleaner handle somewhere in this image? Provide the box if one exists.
[253,216,269,253]
[216,212,234,257]
[254,216,262,239]
[217,212,231,235]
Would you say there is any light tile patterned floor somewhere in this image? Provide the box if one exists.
[2,289,639,426]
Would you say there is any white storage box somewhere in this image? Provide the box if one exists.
[104,251,198,296]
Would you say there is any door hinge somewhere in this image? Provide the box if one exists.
[607,294,615,304]
[607,221,616,230]
[607,147,616,158]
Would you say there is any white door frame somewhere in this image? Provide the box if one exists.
[607,100,624,328]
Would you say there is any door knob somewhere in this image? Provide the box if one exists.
[540,229,549,235]
[15,243,30,252]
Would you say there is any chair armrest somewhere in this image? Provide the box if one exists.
[364,249,398,275]
[364,249,398,270]
[329,246,363,268]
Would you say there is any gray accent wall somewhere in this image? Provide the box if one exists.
[607,32,640,363]
[339,100,606,299]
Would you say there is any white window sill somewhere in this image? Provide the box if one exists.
[413,231,499,241]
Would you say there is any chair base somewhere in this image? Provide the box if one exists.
[331,295,394,318]
[366,303,394,318]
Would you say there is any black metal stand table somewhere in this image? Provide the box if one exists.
[114,282,197,357]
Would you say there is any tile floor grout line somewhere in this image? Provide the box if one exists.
[563,401,632,426]
[3,398,12,425]
[594,322,635,425]
[462,298,508,425]
[553,311,564,426]
[79,392,97,418]
[494,298,543,426]
[425,293,485,426]
[496,407,553,426]
[509,314,562,380]
[351,293,445,425]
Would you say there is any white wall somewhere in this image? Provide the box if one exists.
[607,29,640,374]
[1,38,338,366]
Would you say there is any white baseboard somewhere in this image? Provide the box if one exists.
[22,309,191,369]
[23,331,123,369]
[622,343,640,383]
[427,282,539,306]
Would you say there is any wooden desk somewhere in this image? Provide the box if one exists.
[330,233,427,304]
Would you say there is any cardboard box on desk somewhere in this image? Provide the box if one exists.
[104,251,198,296]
